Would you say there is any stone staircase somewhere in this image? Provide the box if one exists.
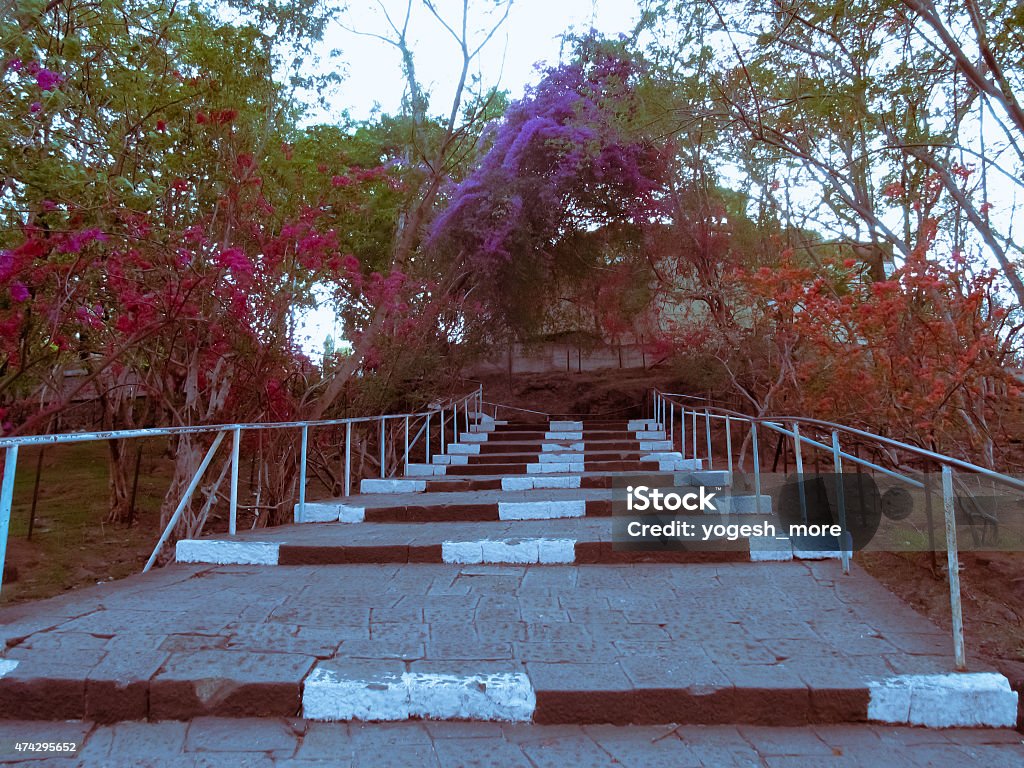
[0,409,1017,733]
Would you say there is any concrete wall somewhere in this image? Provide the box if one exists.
[467,342,651,375]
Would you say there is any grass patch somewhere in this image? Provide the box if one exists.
[2,440,175,604]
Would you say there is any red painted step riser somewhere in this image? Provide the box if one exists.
[418,474,676,491]
[359,499,612,523]
[467,452,643,464]
[276,542,749,565]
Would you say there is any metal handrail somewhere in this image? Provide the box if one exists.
[652,388,1024,671]
[0,385,485,593]
[656,390,1024,493]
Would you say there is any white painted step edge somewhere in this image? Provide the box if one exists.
[441,538,576,564]
[498,499,586,520]
[176,540,280,565]
[303,667,536,722]
[868,673,1018,728]
[501,476,581,491]
[360,479,426,494]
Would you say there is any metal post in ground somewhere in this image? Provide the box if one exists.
[379,418,386,479]
[725,415,732,476]
[404,415,410,475]
[680,407,686,458]
[942,465,967,670]
[298,425,308,523]
[704,409,713,470]
[793,423,807,524]
[344,422,352,497]
[751,421,761,514]
[831,430,850,575]
[229,428,240,535]
[692,410,698,461]
[425,412,431,464]
[0,446,18,595]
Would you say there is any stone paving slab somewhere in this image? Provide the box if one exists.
[0,562,995,725]
[0,719,1021,766]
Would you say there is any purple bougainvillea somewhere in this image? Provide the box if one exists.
[429,37,663,276]
[36,68,63,91]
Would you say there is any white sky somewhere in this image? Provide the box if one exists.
[295,0,641,358]
[318,0,639,121]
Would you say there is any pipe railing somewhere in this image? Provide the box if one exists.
[0,385,484,592]
[652,389,1024,672]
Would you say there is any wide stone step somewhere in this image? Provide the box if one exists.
[2,561,1015,728]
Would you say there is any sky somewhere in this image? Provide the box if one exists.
[294,0,642,358]
[319,0,639,122]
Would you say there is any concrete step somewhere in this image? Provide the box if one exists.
[7,560,1013,728]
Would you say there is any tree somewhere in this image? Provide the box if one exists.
[428,36,665,342]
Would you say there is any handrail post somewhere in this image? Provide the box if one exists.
[692,409,698,461]
[831,430,850,575]
[725,415,732,476]
[144,430,226,572]
[229,428,240,535]
[704,409,713,470]
[669,402,674,447]
[440,408,446,456]
[425,412,432,463]
[793,423,807,524]
[0,446,19,595]
[404,415,410,475]
[680,407,686,457]
[942,465,967,670]
[298,425,308,523]
[751,421,761,514]
[380,418,386,479]
[344,422,352,497]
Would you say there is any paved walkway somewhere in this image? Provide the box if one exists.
[2,719,1023,766]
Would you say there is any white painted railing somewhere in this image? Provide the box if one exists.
[0,386,484,590]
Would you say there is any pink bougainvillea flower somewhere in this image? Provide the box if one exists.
[36,68,63,91]
[216,247,255,276]
[5,58,22,72]
[29,101,41,113]
[61,228,108,254]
